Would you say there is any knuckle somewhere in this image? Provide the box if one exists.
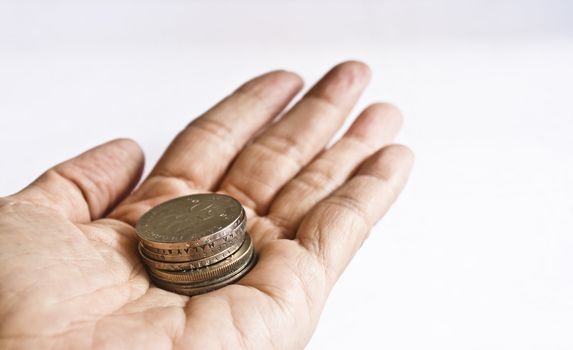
[254,133,305,168]
[296,166,337,192]
[322,193,371,228]
[187,117,238,151]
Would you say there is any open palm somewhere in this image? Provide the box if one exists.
[0,61,413,349]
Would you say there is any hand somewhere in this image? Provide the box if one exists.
[0,61,413,349]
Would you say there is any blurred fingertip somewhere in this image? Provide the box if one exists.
[236,69,304,102]
[359,144,415,180]
[346,103,403,147]
[332,60,372,82]
[378,144,415,168]
[105,138,145,168]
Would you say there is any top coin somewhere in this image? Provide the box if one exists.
[136,193,244,247]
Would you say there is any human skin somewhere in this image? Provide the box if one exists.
[0,61,413,349]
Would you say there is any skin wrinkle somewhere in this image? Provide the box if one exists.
[47,265,144,310]
[322,193,373,229]
[1,301,97,340]
[251,244,317,329]
[291,164,341,194]
[235,140,300,191]
[281,252,318,332]
[182,117,240,162]
[170,307,188,344]
[93,141,144,214]
[220,182,260,214]
[246,291,280,350]
[49,139,144,223]
[81,154,118,212]
[145,174,200,195]
[170,302,188,350]
[0,325,90,350]
[64,166,111,220]
[0,252,92,266]
[2,258,100,288]
[50,291,171,348]
[243,215,279,248]
[116,303,188,318]
[149,177,199,197]
[141,311,173,349]
[294,235,330,297]
[134,308,184,349]
[81,219,141,256]
[108,296,188,345]
[12,184,71,220]
[349,175,401,220]
[5,233,143,340]
[41,169,93,221]
[341,135,379,153]
[244,252,322,349]
[255,132,308,170]
[225,286,282,350]
[58,164,110,220]
[226,299,249,350]
[180,298,232,350]
[263,214,292,239]
[87,316,97,350]
[297,94,343,120]
[0,282,40,331]
[77,225,126,254]
[0,208,132,334]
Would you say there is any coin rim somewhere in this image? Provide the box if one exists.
[150,252,257,296]
[139,229,245,269]
[146,233,254,284]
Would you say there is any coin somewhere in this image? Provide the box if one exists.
[150,252,257,296]
[138,227,245,270]
[146,234,254,284]
[136,193,244,249]
[140,209,246,261]
[135,193,256,297]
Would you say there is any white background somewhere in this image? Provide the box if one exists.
[1,1,572,349]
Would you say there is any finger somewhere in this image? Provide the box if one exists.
[11,138,144,223]
[147,70,303,192]
[110,71,303,225]
[296,145,414,287]
[264,103,403,240]
[220,61,371,215]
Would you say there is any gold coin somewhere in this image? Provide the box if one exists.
[146,233,254,284]
[136,193,244,250]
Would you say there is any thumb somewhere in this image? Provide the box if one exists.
[11,138,144,223]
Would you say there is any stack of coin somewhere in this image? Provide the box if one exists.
[135,193,256,296]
